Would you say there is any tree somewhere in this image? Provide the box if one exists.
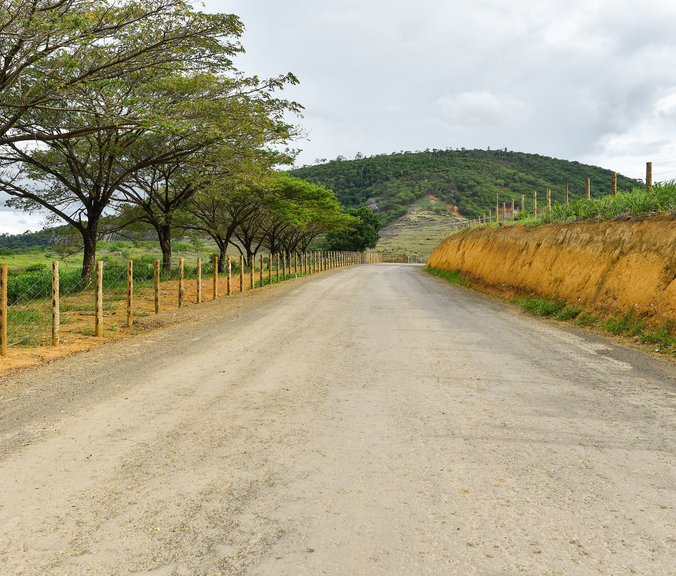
[257,173,351,253]
[325,207,381,252]
[114,74,300,272]
[182,163,268,271]
[0,0,243,145]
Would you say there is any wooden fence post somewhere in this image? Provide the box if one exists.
[585,177,591,200]
[0,264,6,357]
[95,260,103,338]
[260,253,264,286]
[547,188,551,211]
[521,194,525,213]
[196,257,202,304]
[647,162,653,193]
[565,183,569,207]
[126,260,132,328]
[227,256,232,296]
[489,209,492,222]
[213,256,219,299]
[250,255,254,289]
[612,172,617,197]
[178,258,184,307]
[240,255,244,292]
[154,259,160,314]
[511,198,514,219]
[533,191,537,216]
[503,202,506,220]
[268,253,272,285]
[52,261,60,346]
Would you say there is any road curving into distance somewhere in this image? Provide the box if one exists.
[1,264,675,575]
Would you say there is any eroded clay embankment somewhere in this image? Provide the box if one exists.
[427,214,676,321]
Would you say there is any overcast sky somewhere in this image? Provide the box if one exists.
[3,0,676,233]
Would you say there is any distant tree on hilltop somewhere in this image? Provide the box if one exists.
[290,149,643,223]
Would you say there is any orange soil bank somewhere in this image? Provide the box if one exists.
[427,214,676,322]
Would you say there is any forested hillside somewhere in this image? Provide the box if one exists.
[290,149,643,224]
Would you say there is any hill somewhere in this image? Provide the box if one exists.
[289,149,643,225]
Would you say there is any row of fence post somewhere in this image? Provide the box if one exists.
[466,161,655,227]
[0,250,362,356]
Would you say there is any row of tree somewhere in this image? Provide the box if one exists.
[0,0,369,277]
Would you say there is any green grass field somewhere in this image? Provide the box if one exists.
[0,239,232,272]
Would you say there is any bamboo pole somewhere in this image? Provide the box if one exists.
[52,261,60,345]
[612,172,617,197]
[565,183,569,207]
[196,257,202,304]
[0,264,6,356]
[95,260,103,338]
[585,177,591,200]
[647,162,653,193]
[126,260,132,328]
[154,259,160,314]
[178,258,184,307]
[213,256,219,299]
[240,255,244,292]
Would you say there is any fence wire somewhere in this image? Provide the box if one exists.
[1,252,361,352]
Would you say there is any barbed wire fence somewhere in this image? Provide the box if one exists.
[0,251,362,356]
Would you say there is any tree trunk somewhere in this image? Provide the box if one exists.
[157,221,172,274]
[80,221,99,281]
[216,238,227,273]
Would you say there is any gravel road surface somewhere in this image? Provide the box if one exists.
[1,264,675,575]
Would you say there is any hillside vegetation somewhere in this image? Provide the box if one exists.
[290,149,642,224]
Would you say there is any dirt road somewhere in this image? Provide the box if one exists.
[1,264,676,575]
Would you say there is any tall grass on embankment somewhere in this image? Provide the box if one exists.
[427,265,676,353]
[512,181,676,226]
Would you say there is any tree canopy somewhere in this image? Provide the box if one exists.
[326,207,381,252]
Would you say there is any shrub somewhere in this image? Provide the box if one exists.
[516,294,566,316]
[425,267,471,287]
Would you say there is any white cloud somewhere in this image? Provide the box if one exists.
[436,91,529,127]
[584,87,676,181]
